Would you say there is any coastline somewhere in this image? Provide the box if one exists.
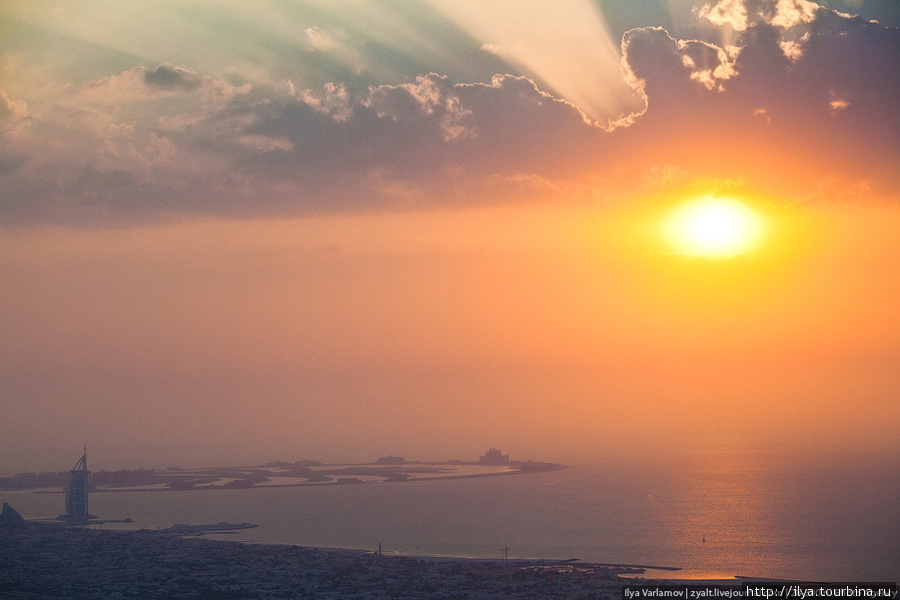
[8,459,894,582]
[1,522,697,599]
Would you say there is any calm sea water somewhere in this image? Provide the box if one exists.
[5,453,898,582]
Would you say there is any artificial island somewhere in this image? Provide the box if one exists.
[1,447,567,497]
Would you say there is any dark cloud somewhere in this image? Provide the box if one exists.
[622,27,699,110]
[614,4,900,197]
[231,73,601,213]
[733,10,900,182]
[142,63,203,91]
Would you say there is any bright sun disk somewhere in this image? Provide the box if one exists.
[665,197,763,256]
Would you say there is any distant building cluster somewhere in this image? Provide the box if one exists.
[479,448,511,465]
[0,524,629,599]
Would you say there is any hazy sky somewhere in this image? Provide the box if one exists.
[1,0,899,472]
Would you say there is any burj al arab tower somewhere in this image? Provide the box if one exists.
[64,446,91,520]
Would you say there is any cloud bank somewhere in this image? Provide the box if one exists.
[0,0,898,224]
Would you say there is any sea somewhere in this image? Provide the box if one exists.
[4,451,898,582]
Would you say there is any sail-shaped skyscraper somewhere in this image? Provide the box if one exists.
[64,446,91,519]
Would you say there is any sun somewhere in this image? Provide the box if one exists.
[664,197,763,256]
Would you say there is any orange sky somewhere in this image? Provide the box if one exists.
[2,200,898,470]
[1,0,898,472]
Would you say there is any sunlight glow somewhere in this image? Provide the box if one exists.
[665,197,764,256]
[426,0,643,123]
